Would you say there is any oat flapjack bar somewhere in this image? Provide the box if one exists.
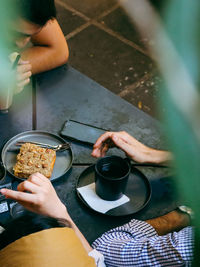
[13,143,56,178]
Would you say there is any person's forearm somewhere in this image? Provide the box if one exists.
[20,19,69,74]
[21,45,69,74]
[146,210,190,235]
[68,219,93,253]
[55,205,92,253]
[142,148,172,164]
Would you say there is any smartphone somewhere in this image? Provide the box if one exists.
[60,120,109,145]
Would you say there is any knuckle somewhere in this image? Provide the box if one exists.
[37,195,45,205]
[14,191,24,200]
[28,173,35,180]
[34,198,40,206]
[111,133,115,139]
[23,181,29,188]
[17,183,22,191]
[29,176,36,183]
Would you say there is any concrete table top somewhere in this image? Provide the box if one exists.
[0,65,177,243]
[0,83,32,148]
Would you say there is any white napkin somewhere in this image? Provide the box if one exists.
[0,226,5,234]
[77,183,130,213]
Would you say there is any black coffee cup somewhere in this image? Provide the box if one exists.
[95,156,131,201]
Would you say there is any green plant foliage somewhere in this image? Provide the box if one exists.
[160,0,200,265]
[164,0,200,84]
[121,0,199,264]
[159,88,199,265]
[0,2,16,90]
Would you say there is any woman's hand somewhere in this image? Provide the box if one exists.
[15,59,32,94]
[1,173,93,252]
[92,131,172,164]
[0,172,68,219]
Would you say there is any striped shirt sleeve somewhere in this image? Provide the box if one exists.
[92,219,194,267]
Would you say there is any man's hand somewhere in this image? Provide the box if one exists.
[92,131,154,162]
[16,59,32,94]
[92,131,172,164]
[0,172,67,219]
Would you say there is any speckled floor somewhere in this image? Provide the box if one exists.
[56,0,162,118]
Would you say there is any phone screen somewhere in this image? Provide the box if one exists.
[61,120,106,145]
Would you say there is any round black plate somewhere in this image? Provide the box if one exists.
[1,131,73,182]
[76,164,151,216]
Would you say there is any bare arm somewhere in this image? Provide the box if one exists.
[21,19,69,74]
[146,210,191,235]
[92,131,172,164]
[0,173,91,253]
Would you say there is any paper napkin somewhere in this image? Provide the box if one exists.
[77,183,130,213]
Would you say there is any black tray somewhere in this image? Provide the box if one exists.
[76,164,151,216]
[1,131,73,182]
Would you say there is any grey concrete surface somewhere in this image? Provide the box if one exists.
[55,0,162,118]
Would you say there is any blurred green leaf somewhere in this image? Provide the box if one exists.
[0,2,16,89]
[121,0,200,264]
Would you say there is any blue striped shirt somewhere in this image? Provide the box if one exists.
[92,219,194,266]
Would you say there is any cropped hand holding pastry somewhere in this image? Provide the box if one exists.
[0,172,67,219]
[0,172,93,253]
